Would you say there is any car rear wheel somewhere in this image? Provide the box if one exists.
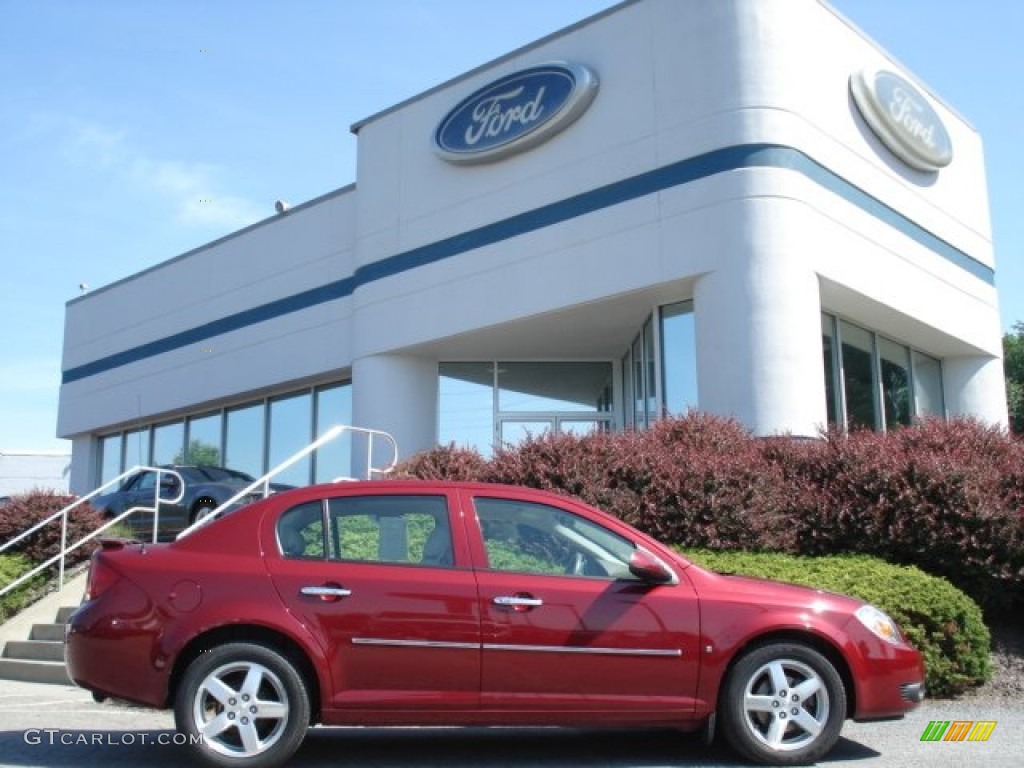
[174,642,309,768]
[718,642,846,766]
[191,502,217,525]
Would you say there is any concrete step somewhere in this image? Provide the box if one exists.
[3,639,65,662]
[55,606,78,624]
[0,572,86,686]
[0,658,72,685]
[29,623,65,642]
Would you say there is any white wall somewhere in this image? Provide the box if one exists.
[0,451,71,496]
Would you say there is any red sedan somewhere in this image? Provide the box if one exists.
[66,480,924,767]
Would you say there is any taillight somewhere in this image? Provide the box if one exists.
[84,553,121,601]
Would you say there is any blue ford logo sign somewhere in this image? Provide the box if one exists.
[850,67,953,172]
[434,62,598,164]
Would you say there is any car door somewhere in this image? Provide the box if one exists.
[264,488,481,712]
[461,488,701,714]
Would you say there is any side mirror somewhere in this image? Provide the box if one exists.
[628,548,677,585]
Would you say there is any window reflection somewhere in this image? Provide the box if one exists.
[315,384,353,482]
[912,352,944,417]
[185,412,222,465]
[269,393,312,486]
[99,434,122,484]
[823,314,944,432]
[661,301,697,416]
[439,362,495,456]
[226,403,264,479]
[821,314,838,427]
[123,429,148,468]
[879,338,912,428]
[151,421,185,466]
[498,362,611,412]
[840,321,876,430]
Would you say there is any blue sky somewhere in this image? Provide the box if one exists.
[1,0,1021,451]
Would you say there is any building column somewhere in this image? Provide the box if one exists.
[942,356,1009,427]
[351,354,438,474]
[693,240,826,437]
[68,435,96,496]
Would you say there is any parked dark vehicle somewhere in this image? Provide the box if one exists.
[68,480,924,768]
[90,465,293,540]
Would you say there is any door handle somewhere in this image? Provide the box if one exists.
[493,595,543,609]
[300,585,352,600]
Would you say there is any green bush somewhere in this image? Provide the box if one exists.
[682,549,991,697]
[0,553,46,621]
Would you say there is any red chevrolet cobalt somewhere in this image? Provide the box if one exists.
[66,481,924,767]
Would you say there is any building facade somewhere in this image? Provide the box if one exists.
[58,0,1006,494]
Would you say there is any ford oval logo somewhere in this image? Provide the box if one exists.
[434,62,598,164]
[850,67,953,172]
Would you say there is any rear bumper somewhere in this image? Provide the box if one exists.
[65,584,168,709]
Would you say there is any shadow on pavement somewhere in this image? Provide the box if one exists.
[0,726,882,767]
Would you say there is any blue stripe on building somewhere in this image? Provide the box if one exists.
[62,143,993,384]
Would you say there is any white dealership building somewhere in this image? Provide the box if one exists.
[58,0,1006,493]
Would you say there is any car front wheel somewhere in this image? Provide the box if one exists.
[718,642,846,766]
[174,642,309,768]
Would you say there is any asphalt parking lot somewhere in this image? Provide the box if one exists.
[0,679,1020,767]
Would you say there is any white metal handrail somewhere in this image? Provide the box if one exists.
[0,424,398,599]
[176,424,398,539]
[0,466,184,599]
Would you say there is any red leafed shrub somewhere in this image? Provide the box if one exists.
[0,491,107,569]
[394,443,489,481]
[398,414,1024,612]
[769,419,1024,611]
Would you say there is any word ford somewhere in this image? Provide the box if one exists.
[888,87,940,151]
[465,85,546,146]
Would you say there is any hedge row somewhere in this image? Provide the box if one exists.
[681,549,990,696]
[398,414,1024,613]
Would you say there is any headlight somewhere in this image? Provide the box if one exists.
[855,604,903,645]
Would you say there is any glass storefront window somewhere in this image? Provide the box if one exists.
[151,421,185,466]
[823,313,944,432]
[632,335,645,428]
[123,428,148,469]
[821,314,838,427]
[314,384,353,482]
[225,403,265,479]
[439,362,495,456]
[268,393,312,487]
[661,301,697,416]
[913,351,944,417]
[93,381,351,487]
[500,420,552,446]
[185,412,222,465]
[99,434,122,484]
[439,362,613,456]
[497,362,612,412]
[879,337,912,428]
[840,320,877,430]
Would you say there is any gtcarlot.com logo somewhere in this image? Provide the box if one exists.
[23,729,204,747]
[920,720,997,742]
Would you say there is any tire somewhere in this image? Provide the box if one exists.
[174,642,310,768]
[191,502,217,525]
[718,642,846,766]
